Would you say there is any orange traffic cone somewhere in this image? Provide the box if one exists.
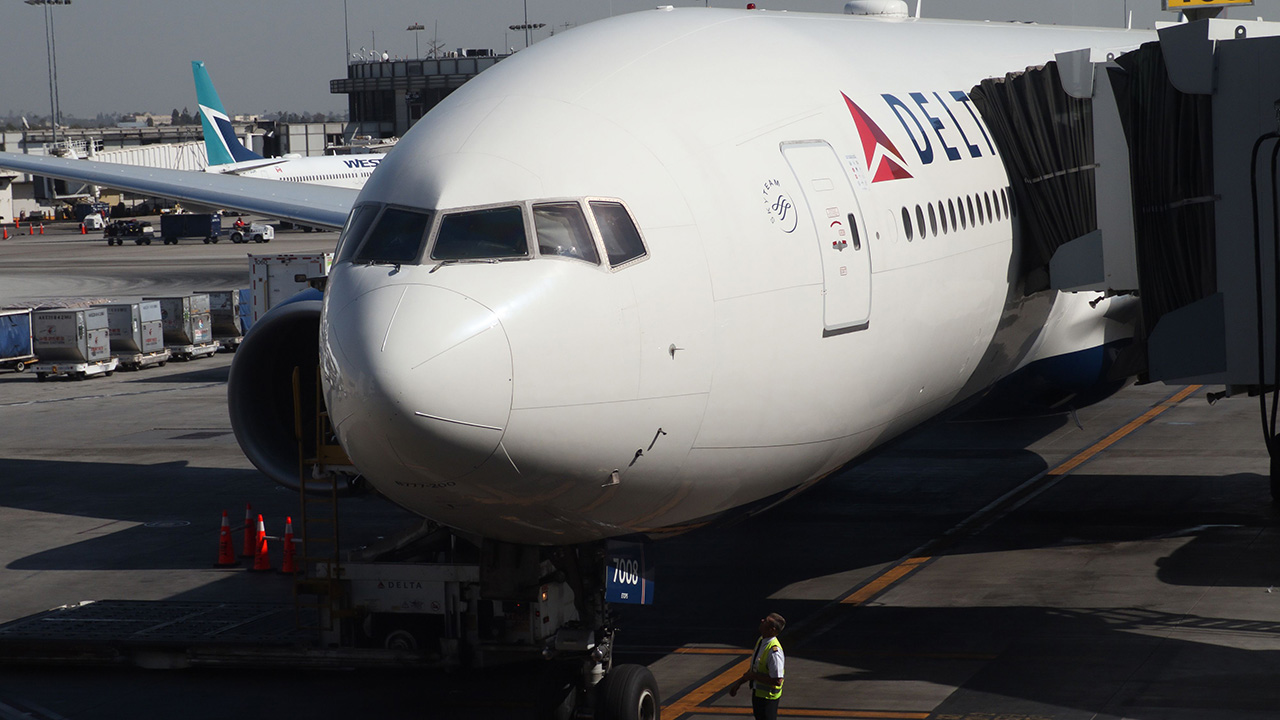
[240,502,255,557]
[80,223,85,234]
[2,227,6,240]
[39,224,44,235]
[215,510,237,567]
[279,516,298,574]
[251,515,272,571]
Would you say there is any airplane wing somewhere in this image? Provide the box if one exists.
[0,151,355,229]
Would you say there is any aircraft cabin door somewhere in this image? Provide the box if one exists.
[781,141,872,334]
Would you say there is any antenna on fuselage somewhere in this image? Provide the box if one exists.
[915,0,922,19]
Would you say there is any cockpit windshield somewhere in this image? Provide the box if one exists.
[533,202,599,265]
[334,203,379,264]
[431,206,529,261]
[355,207,432,265]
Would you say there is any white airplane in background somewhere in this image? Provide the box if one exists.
[0,6,1155,716]
[194,60,382,189]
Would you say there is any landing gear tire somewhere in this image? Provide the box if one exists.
[598,664,660,720]
[383,628,419,652]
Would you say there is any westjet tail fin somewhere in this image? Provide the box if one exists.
[193,61,265,166]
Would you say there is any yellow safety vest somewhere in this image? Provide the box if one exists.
[752,636,784,700]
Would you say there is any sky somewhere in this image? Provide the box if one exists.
[1,0,1278,120]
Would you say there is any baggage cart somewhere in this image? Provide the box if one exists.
[0,308,37,373]
[160,213,222,245]
[144,294,219,360]
[197,289,246,350]
[93,301,171,370]
[31,308,118,380]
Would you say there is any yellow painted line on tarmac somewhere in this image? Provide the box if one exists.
[1048,384,1201,476]
[663,657,754,718]
[689,707,929,718]
[664,385,1202,719]
[841,555,931,605]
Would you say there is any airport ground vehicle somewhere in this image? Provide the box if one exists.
[198,290,247,350]
[0,308,37,373]
[247,253,332,324]
[93,301,171,370]
[82,213,105,231]
[31,307,118,380]
[160,212,222,245]
[146,294,219,360]
[103,219,154,246]
[229,221,273,244]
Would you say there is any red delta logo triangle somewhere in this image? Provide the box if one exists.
[842,93,913,183]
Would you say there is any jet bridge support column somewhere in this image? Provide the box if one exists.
[1140,19,1280,502]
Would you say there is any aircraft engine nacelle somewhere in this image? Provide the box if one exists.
[227,295,325,491]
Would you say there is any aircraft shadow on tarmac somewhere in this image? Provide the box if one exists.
[119,363,230,384]
[0,458,413,573]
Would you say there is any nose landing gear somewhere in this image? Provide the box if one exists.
[534,543,661,720]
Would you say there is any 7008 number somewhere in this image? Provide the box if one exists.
[611,558,641,586]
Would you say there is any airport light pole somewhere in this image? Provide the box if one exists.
[509,0,545,48]
[24,0,69,148]
[407,22,424,59]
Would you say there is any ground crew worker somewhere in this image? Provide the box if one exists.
[729,612,786,720]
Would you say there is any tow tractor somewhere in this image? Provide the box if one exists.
[229,220,274,244]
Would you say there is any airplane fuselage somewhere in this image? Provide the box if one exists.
[320,9,1150,545]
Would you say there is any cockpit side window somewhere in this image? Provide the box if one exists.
[431,206,529,261]
[589,201,646,268]
[334,203,380,263]
[354,207,432,265]
[533,202,600,265]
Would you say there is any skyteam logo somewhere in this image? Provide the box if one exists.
[841,92,913,184]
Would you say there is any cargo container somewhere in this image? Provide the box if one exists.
[160,213,222,245]
[143,294,220,360]
[197,290,246,350]
[238,288,253,335]
[249,253,333,323]
[31,307,119,380]
[0,308,37,373]
[93,301,171,370]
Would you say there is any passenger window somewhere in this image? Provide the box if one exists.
[985,192,995,221]
[902,207,913,241]
[1001,188,1010,217]
[952,198,962,230]
[354,207,431,265]
[927,203,938,237]
[966,196,976,227]
[590,202,646,267]
[534,202,599,265]
[938,201,948,235]
[915,205,926,238]
[335,203,380,263]
[432,206,528,261]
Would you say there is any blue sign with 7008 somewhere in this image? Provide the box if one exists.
[604,540,654,605]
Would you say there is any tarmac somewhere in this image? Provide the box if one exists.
[2,220,1279,719]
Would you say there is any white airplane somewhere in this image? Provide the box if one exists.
[194,60,382,189]
[0,6,1155,716]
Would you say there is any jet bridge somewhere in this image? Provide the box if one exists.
[970,18,1280,500]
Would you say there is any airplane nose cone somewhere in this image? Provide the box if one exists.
[328,283,512,481]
